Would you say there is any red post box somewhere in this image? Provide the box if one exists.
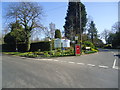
[75,44,80,55]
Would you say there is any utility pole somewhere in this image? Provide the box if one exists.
[79,0,82,55]
[15,13,18,52]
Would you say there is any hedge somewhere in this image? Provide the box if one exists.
[30,41,51,52]
[2,44,16,52]
[2,41,51,52]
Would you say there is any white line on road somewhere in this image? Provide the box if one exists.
[54,60,59,62]
[42,59,53,61]
[113,59,116,68]
[77,63,85,65]
[87,64,95,67]
[68,62,75,64]
[99,65,109,68]
[112,59,118,69]
[113,66,119,70]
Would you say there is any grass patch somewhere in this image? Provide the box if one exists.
[84,51,97,54]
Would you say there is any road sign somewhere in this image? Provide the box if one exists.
[54,39,61,48]
[62,39,70,48]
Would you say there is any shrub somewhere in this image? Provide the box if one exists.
[91,48,98,52]
[20,52,38,58]
[43,52,50,57]
[82,41,95,50]
[54,52,62,56]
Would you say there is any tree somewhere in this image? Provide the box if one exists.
[49,22,56,39]
[4,21,26,50]
[55,29,61,39]
[64,0,87,40]
[101,29,110,44]
[5,2,43,51]
[112,22,120,33]
[87,21,98,44]
[43,27,50,38]
[4,32,15,44]
[107,22,120,48]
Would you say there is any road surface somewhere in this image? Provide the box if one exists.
[2,49,119,88]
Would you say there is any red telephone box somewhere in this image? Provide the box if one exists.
[75,44,81,55]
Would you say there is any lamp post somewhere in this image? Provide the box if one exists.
[49,38,52,56]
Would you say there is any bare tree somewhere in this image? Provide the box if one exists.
[5,2,44,51]
[43,27,50,38]
[101,29,110,43]
[112,22,120,33]
[49,22,55,39]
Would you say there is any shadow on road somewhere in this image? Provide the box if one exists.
[114,54,120,59]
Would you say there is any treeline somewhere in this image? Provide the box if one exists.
[101,22,120,48]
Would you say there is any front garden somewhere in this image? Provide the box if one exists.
[3,41,98,58]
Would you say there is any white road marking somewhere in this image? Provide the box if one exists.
[41,59,53,61]
[112,59,117,69]
[68,62,75,64]
[99,65,109,68]
[113,66,119,70]
[18,57,118,70]
[77,63,85,65]
[54,60,59,62]
[87,64,95,67]
[112,59,116,68]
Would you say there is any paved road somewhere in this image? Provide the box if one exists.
[2,49,119,88]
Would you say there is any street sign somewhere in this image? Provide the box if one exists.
[54,39,61,48]
[54,39,70,48]
[75,36,78,40]
[62,39,70,48]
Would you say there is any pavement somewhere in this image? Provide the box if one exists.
[2,49,119,88]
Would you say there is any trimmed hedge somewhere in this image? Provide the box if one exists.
[30,41,51,52]
[17,44,27,52]
[2,44,16,52]
[2,41,51,52]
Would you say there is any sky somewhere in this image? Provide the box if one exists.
[1,1,119,42]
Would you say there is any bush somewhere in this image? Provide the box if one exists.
[20,52,38,58]
[43,52,50,57]
[82,41,95,50]
[91,48,98,52]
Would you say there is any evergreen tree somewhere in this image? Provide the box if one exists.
[55,29,61,39]
[88,21,98,43]
[4,21,26,51]
[64,0,87,40]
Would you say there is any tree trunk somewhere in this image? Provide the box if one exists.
[25,32,31,52]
